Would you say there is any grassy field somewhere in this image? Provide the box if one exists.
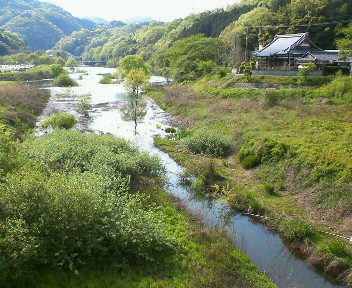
[150,74,352,286]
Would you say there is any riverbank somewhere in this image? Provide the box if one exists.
[149,74,352,287]
[0,68,276,288]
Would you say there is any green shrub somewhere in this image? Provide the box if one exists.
[0,170,175,283]
[185,129,232,157]
[217,68,227,78]
[264,184,275,195]
[240,155,260,169]
[165,127,176,133]
[99,73,113,84]
[49,64,64,78]
[40,112,77,129]
[327,240,349,258]
[53,73,77,87]
[238,138,289,167]
[23,130,164,190]
[0,125,23,181]
[279,219,316,242]
[322,66,349,76]
[77,94,92,117]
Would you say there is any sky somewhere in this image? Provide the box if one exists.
[39,0,241,22]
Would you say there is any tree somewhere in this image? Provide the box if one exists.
[66,58,78,72]
[123,68,150,133]
[49,64,64,78]
[337,23,352,59]
[118,55,150,77]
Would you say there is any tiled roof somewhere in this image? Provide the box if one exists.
[253,33,321,57]
[297,50,352,64]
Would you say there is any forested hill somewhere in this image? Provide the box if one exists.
[0,30,27,56]
[0,0,96,51]
[54,0,352,68]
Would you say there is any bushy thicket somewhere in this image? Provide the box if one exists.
[40,112,77,129]
[238,138,290,169]
[24,130,164,189]
[0,130,173,285]
[53,73,77,87]
[185,129,232,157]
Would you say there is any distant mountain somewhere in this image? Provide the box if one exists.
[83,17,109,25]
[123,17,154,24]
[0,0,96,51]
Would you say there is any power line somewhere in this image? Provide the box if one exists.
[246,19,352,29]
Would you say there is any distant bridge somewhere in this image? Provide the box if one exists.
[78,60,107,66]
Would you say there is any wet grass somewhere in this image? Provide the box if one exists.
[150,74,352,286]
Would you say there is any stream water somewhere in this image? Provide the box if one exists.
[37,67,345,288]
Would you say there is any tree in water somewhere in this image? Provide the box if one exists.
[122,68,150,133]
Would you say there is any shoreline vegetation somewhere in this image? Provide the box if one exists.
[0,71,276,287]
[150,73,352,287]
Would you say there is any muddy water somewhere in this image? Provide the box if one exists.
[40,67,345,288]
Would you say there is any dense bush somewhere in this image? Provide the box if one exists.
[0,125,23,181]
[53,73,77,87]
[278,219,317,242]
[0,170,174,283]
[238,138,289,168]
[322,66,349,76]
[185,128,232,157]
[316,76,352,101]
[40,112,77,129]
[23,130,164,190]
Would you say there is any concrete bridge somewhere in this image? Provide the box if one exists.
[79,60,107,66]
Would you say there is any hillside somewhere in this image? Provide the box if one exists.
[0,0,95,51]
[53,0,352,69]
[0,30,27,55]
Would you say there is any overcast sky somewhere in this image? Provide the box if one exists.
[39,0,240,22]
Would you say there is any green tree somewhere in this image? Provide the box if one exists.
[118,55,150,77]
[123,68,150,133]
[66,58,78,72]
[49,64,64,78]
[337,23,352,59]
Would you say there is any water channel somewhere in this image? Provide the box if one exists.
[37,67,345,288]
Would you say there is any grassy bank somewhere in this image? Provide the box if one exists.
[0,65,52,81]
[150,74,352,286]
[0,81,49,137]
[0,127,276,288]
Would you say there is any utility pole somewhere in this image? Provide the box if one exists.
[245,26,249,63]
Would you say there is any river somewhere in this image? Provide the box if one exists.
[37,67,345,288]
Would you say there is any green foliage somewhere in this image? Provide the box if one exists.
[279,219,317,242]
[327,240,349,258]
[77,94,92,117]
[99,73,113,84]
[240,155,260,169]
[0,170,175,283]
[263,184,275,195]
[49,63,64,78]
[239,138,289,166]
[40,112,77,129]
[52,73,77,87]
[322,66,349,76]
[23,130,164,189]
[0,30,27,55]
[185,128,232,157]
[298,63,317,84]
[66,58,78,71]
[0,0,88,51]
[336,23,352,58]
[118,55,150,77]
[0,125,22,181]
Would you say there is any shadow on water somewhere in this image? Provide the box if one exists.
[43,67,346,288]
